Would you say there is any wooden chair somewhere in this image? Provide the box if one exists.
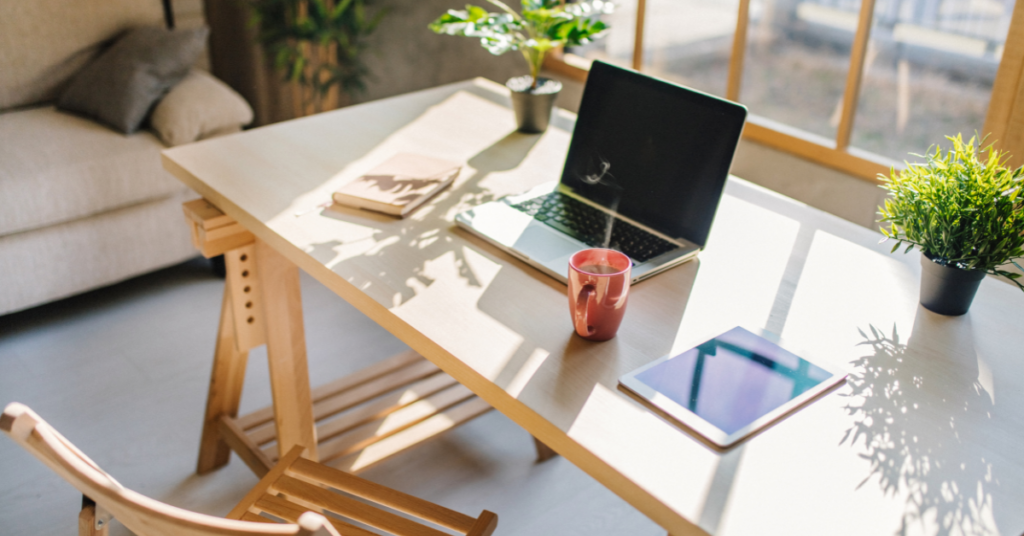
[1,402,498,536]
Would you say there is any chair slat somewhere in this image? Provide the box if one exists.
[289,457,476,534]
[254,495,378,536]
[465,511,498,536]
[240,512,275,524]
[227,446,306,520]
[272,475,450,536]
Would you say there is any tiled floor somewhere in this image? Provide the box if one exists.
[0,258,664,535]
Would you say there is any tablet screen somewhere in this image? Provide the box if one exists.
[631,327,834,435]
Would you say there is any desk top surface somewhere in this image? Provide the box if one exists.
[164,79,1024,536]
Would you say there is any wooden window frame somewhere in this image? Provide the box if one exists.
[546,0,1024,183]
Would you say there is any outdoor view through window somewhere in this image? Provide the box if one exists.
[571,0,1015,164]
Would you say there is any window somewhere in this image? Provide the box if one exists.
[548,0,1021,182]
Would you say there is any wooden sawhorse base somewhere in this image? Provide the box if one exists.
[183,199,553,478]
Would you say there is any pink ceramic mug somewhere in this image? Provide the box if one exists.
[568,248,632,341]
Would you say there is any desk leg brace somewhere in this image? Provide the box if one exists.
[186,199,493,477]
[197,245,262,474]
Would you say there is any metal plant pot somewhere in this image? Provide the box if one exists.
[919,254,986,316]
[507,76,562,134]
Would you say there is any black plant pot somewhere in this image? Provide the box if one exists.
[507,76,562,134]
[919,254,986,316]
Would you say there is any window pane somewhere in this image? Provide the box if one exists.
[569,0,637,70]
[851,0,1014,160]
[639,0,739,97]
[739,0,862,141]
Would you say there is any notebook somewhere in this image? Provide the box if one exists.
[455,60,748,284]
[333,153,461,217]
[619,327,848,449]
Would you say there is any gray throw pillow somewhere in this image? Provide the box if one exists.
[57,26,209,134]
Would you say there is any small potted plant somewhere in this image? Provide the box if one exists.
[878,134,1024,315]
[429,0,613,133]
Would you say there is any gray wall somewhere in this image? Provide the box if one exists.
[356,0,525,104]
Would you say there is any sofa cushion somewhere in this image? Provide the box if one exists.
[150,69,254,147]
[0,0,165,112]
[0,106,189,237]
[57,26,209,134]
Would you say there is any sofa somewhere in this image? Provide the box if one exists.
[0,0,253,316]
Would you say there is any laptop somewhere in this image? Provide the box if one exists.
[455,60,748,284]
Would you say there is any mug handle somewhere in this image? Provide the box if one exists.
[574,284,596,337]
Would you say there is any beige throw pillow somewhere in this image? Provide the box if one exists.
[150,69,253,147]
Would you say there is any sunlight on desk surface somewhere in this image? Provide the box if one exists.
[163,78,1024,536]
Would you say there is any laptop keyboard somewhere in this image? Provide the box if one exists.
[510,192,678,262]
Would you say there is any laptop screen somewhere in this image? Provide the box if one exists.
[560,61,747,247]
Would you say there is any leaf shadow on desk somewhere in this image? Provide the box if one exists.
[304,131,543,306]
[842,317,1001,536]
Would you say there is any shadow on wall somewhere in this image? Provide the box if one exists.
[842,320,1001,536]
[357,0,525,104]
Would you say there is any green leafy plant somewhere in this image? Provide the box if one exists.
[248,0,387,113]
[878,134,1024,291]
[429,0,613,89]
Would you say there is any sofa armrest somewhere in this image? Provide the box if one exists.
[150,69,253,147]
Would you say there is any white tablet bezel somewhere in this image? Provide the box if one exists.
[618,327,848,450]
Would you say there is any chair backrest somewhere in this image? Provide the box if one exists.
[0,402,337,536]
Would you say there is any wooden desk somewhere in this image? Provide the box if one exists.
[163,79,1024,536]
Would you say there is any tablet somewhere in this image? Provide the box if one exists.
[618,326,847,449]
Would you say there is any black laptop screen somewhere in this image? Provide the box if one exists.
[560,61,747,247]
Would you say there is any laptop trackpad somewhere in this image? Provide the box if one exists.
[512,223,583,264]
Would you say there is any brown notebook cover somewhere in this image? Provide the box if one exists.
[332,153,462,217]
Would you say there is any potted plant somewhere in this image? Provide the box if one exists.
[248,0,387,117]
[429,0,612,133]
[878,134,1024,315]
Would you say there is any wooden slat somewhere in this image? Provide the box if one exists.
[240,512,275,524]
[313,373,459,444]
[310,350,425,404]
[632,0,647,71]
[248,361,443,446]
[253,495,379,536]
[289,457,476,534]
[226,445,306,520]
[307,384,476,463]
[219,416,274,478]
[332,397,493,474]
[725,0,752,102]
[466,511,498,536]
[835,0,879,150]
[256,238,317,461]
[272,475,450,536]
[308,362,441,434]
[196,284,250,475]
[238,350,424,430]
